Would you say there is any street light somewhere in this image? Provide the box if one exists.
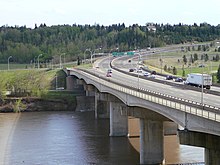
[136,53,141,90]
[201,56,205,106]
[8,56,12,70]
[91,48,101,64]
[37,54,42,69]
[60,53,65,69]
[84,49,92,64]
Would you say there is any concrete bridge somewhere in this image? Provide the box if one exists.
[65,67,220,165]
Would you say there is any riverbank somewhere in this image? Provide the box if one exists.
[0,95,77,113]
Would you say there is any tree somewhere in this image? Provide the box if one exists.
[183,55,187,64]
[190,54,194,63]
[204,54,209,62]
[164,65,167,71]
[217,65,220,83]
[173,67,177,75]
[182,69,185,77]
[193,53,198,61]
[216,54,220,61]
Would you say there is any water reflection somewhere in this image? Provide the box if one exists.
[0,111,204,165]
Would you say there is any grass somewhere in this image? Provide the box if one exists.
[0,63,32,70]
[41,90,77,104]
[144,49,220,78]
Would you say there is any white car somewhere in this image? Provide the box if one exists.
[143,72,150,77]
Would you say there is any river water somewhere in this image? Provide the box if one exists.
[0,111,204,165]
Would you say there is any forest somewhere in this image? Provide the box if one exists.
[0,22,220,64]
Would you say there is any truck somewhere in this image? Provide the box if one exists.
[185,73,212,89]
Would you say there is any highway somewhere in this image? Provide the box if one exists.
[90,55,220,108]
[112,49,220,93]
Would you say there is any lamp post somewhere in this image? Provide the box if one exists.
[37,54,42,69]
[136,53,141,90]
[91,48,101,64]
[201,57,205,106]
[59,53,65,69]
[84,49,92,64]
[8,56,12,70]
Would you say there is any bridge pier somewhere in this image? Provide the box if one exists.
[84,84,95,96]
[109,101,128,136]
[179,130,220,165]
[95,92,110,119]
[140,119,164,165]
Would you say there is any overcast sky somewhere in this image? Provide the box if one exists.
[1,0,220,28]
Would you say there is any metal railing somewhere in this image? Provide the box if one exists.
[67,68,220,123]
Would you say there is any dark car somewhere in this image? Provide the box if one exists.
[107,68,112,73]
[129,68,134,72]
[166,75,173,80]
[175,77,183,82]
[151,70,156,75]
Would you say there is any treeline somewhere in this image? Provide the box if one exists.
[0,22,220,64]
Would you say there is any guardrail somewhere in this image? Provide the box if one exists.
[110,58,220,96]
[68,68,220,123]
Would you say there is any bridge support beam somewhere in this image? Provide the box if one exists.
[66,76,74,91]
[84,84,95,96]
[179,130,220,165]
[109,101,128,136]
[140,119,164,165]
[95,92,110,119]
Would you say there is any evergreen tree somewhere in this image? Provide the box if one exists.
[217,65,220,83]
[183,55,187,64]
[216,54,220,61]
[204,54,209,62]
[173,67,177,75]
[193,53,198,61]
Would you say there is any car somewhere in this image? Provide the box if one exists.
[107,68,112,73]
[137,69,142,73]
[166,75,173,80]
[128,59,131,63]
[198,64,205,67]
[175,77,183,82]
[151,70,156,75]
[143,72,150,77]
[129,68,134,72]
[106,72,112,77]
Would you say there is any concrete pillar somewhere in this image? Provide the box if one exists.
[205,148,220,165]
[95,92,111,119]
[179,130,220,165]
[75,96,95,112]
[97,100,110,119]
[140,119,164,165]
[84,85,95,96]
[109,101,128,137]
[66,76,74,91]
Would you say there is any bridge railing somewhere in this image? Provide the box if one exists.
[68,68,220,123]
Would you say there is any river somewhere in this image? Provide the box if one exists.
[0,111,204,165]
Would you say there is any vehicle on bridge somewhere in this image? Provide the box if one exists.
[185,73,212,89]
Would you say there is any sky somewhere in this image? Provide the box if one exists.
[1,0,220,28]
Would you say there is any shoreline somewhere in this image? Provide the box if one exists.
[0,97,77,113]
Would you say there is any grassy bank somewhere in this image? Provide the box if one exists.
[0,68,77,112]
